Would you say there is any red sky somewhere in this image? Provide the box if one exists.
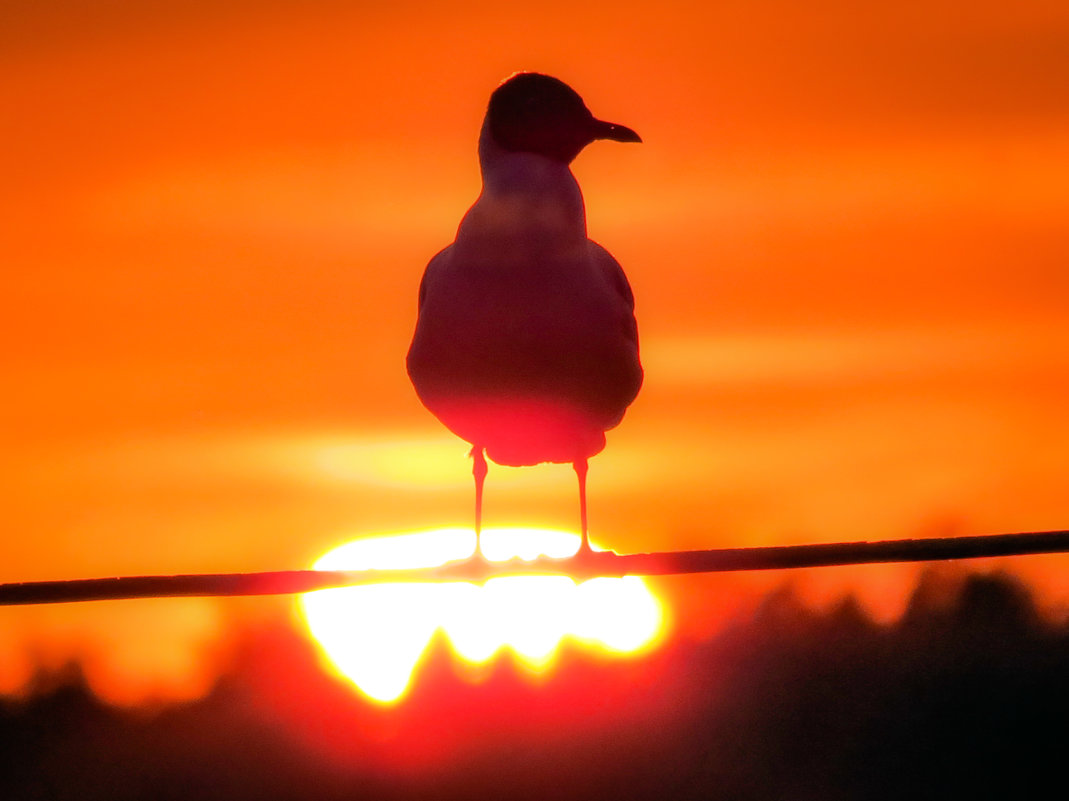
[2,0,1068,704]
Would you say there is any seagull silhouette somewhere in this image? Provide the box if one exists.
[407,72,642,558]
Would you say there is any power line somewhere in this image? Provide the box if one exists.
[2,529,1067,607]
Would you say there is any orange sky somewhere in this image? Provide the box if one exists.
[2,0,1068,704]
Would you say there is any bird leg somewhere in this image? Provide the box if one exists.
[471,446,488,557]
[573,457,592,556]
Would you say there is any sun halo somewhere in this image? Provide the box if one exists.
[299,528,666,703]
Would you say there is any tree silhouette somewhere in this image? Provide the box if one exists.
[3,569,1068,800]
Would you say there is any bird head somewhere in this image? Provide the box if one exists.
[487,73,641,164]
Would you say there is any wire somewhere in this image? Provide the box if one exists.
[2,529,1067,607]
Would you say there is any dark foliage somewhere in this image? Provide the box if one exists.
[3,570,1067,800]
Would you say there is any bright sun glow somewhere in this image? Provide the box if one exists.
[299,528,666,703]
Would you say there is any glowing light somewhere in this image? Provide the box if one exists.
[300,528,666,702]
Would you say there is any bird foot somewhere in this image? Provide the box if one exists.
[573,539,599,563]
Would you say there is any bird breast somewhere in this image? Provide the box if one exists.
[414,227,631,390]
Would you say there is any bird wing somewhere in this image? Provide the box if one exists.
[589,240,638,347]
[416,245,454,312]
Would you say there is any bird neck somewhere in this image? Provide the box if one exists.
[470,116,588,239]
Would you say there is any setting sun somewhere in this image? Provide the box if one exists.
[299,528,665,702]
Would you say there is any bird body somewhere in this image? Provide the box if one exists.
[407,73,642,551]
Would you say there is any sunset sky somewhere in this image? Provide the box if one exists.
[2,0,1067,705]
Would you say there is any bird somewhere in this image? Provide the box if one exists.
[406,72,642,559]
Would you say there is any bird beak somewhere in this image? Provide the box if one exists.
[591,118,642,144]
